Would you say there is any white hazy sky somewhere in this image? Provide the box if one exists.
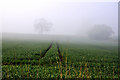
[1,0,118,36]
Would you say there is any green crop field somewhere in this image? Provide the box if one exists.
[2,38,119,79]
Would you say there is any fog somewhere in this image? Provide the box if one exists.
[1,0,118,43]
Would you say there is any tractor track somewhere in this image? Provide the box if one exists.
[56,42,63,61]
[36,41,53,59]
[3,41,63,65]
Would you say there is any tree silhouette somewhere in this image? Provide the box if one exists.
[88,24,114,40]
[34,18,53,34]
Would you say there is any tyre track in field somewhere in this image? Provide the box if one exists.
[40,41,53,58]
[3,41,63,65]
[56,42,63,61]
[3,42,54,65]
[36,41,63,61]
[35,41,53,59]
[38,41,63,62]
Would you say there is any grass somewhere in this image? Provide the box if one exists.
[2,39,119,79]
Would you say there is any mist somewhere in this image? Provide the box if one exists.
[1,1,118,43]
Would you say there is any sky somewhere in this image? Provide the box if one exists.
[1,0,118,36]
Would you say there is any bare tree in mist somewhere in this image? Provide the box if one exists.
[88,24,114,40]
[34,18,53,34]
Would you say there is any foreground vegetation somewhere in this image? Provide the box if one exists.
[2,39,119,79]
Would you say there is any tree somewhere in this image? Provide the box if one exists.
[88,24,114,40]
[34,18,53,34]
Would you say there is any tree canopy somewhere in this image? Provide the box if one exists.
[88,24,114,40]
[34,18,53,34]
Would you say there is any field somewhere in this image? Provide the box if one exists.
[2,36,119,79]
